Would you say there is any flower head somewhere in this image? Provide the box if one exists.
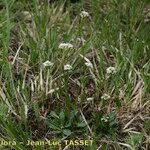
[80,11,89,18]
[87,97,94,102]
[22,11,32,21]
[106,66,116,74]
[101,93,110,100]
[101,116,109,122]
[85,62,93,69]
[43,61,54,68]
[64,64,72,71]
[58,43,73,50]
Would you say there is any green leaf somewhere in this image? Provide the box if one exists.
[0,103,8,118]
[59,111,65,121]
[144,119,150,134]
[48,123,60,131]
[63,129,72,136]
[77,122,86,127]
[50,111,59,118]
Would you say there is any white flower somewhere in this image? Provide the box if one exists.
[101,116,109,122]
[43,61,54,67]
[87,97,94,102]
[80,11,89,18]
[106,66,116,74]
[58,43,73,50]
[101,93,110,100]
[22,11,32,21]
[85,62,93,69]
[64,64,72,71]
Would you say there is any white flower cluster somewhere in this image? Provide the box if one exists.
[64,64,72,71]
[22,11,32,21]
[101,116,109,122]
[43,61,54,68]
[80,54,93,69]
[80,11,89,18]
[58,43,73,50]
[85,62,93,69]
[106,66,116,74]
[101,93,110,100]
[87,97,94,102]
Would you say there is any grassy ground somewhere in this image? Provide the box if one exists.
[0,0,150,149]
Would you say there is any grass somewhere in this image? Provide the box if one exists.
[0,0,150,149]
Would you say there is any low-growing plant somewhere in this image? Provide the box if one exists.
[93,112,118,137]
[46,109,87,137]
[125,133,144,150]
